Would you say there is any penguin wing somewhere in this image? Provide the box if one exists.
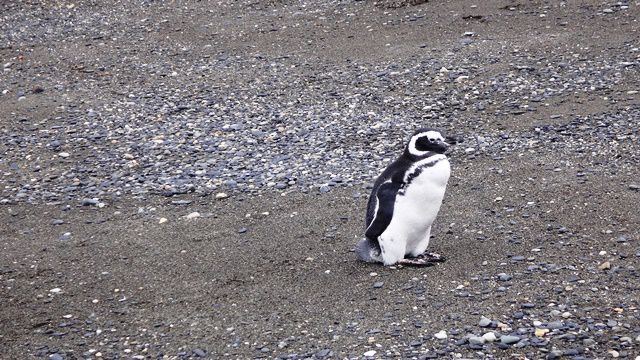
[364,180,403,240]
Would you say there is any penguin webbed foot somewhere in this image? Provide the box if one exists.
[398,252,446,266]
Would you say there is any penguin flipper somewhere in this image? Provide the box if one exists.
[364,181,402,240]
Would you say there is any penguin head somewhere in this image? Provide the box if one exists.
[406,128,449,157]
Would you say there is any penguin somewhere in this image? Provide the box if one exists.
[356,128,453,266]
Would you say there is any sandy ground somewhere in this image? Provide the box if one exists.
[1,0,639,359]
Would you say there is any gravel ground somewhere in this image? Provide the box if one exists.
[1,0,640,359]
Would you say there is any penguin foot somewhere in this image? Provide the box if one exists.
[420,252,446,262]
[397,252,445,266]
[397,258,436,267]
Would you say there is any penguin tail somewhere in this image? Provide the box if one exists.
[355,238,382,263]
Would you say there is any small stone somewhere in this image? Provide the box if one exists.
[51,219,64,225]
[315,349,331,358]
[373,282,384,288]
[500,335,520,344]
[608,350,620,358]
[215,192,228,199]
[193,349,206,357]
[434,330,447,339]
[547,350,563,359]
[482,332,497,342]
[629,184,639,191]
[238,227,248,234]
[363,350,376,357]
[185,212,201,219]
[535,328,549,337]
[598,261,611,270]
[81,198,99,206]
[547,321,564,329]
[409,340,423,347]
[479,316,492,327]
[497,273,512,281]
[512,311,524,319]
[49,355,63,360]
[58,152,70,158]
[319,185,330,193]
[158,217,168,224]
[469,336,486,345]
[50,288,62,294]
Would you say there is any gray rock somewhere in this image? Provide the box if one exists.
[500,335,520,344]
[478,316,492,327]
[193,349,206,357]
[497,273,512,281]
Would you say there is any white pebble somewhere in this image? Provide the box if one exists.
[482,332,497,342]
[158,217,168,224]
[49,288,62,294]
[215,192,229,199]
[363,350,376,357]
[434,330,448,339]
[58,152,70,158]
[184,212,200,219]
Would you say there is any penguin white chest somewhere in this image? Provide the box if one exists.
[381,157,450,254]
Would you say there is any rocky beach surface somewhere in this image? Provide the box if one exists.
[1,1,639,359]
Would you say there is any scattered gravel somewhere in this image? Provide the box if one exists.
[1,0,639,359]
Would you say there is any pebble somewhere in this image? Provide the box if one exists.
[482,332,497,342]
[363,350,376,357]
[184,212,201,219]
[598,261,611,270]
[547,320,564,329]
[373,282,384,288]
[315,349,331,358]
[434,330,447,339]
[497,273,512,281]
[547,350,564,359]
[158,217,168,224]
[49,355,63,360]
[478,316,492,327]
[215,192,229,199]
[500,335,520,344]
[468,336,486,345]
[193,349,206,357]
[535,328,549,337]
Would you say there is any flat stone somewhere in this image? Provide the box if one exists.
[193,349,206,357]
[434,330,447,339]
[479,317,492,327]
[500,335,520,344]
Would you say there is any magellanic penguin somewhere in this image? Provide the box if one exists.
[356,128,453,266]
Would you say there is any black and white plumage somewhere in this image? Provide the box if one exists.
[356,128,452,267]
